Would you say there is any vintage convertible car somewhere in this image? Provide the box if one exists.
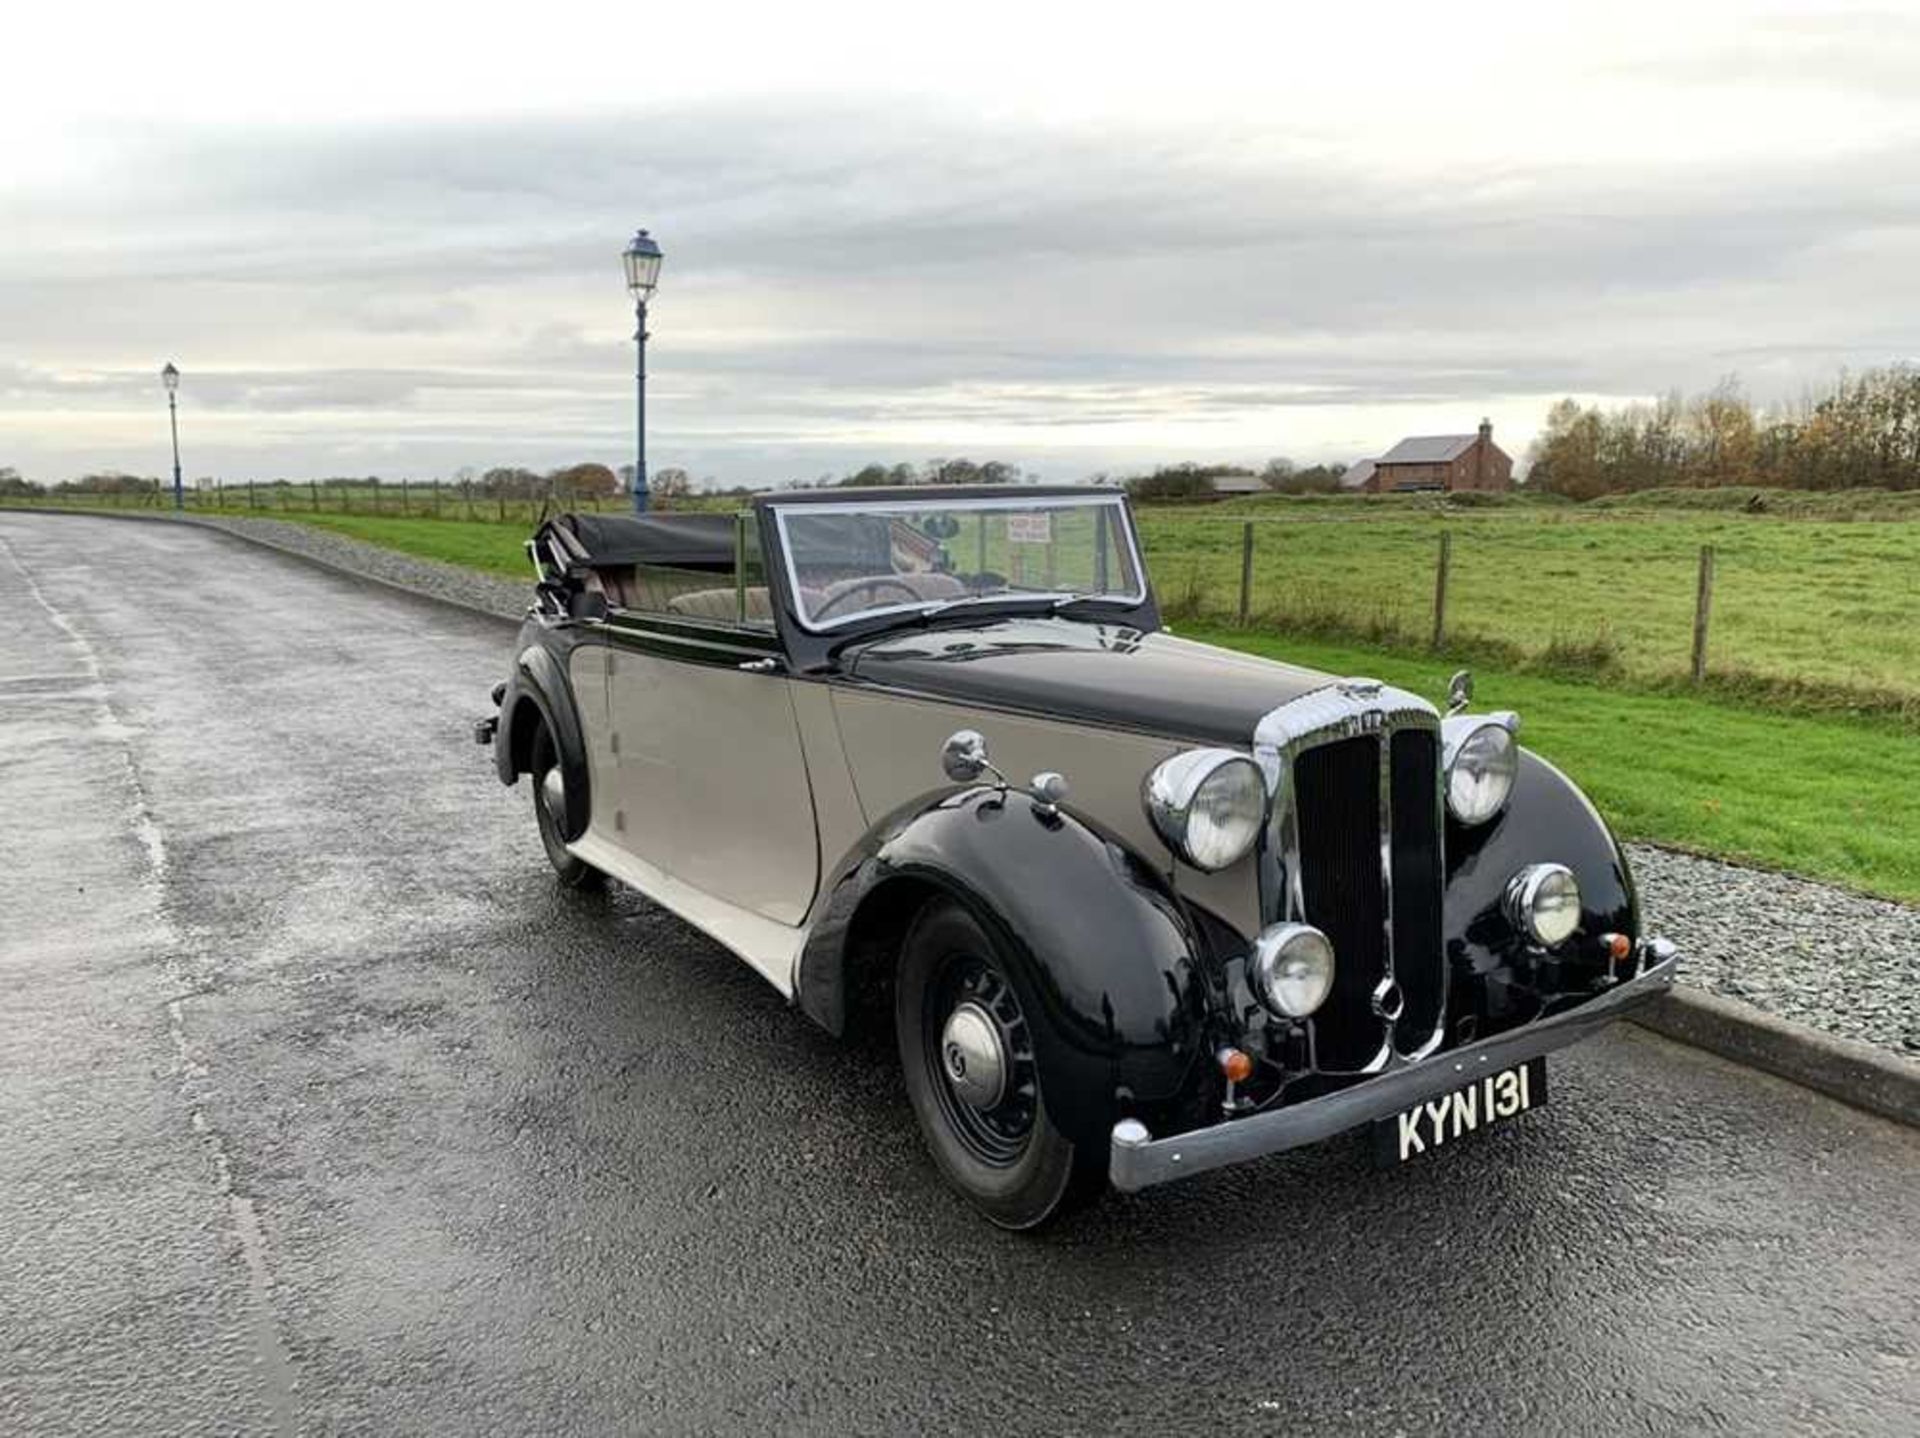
[477,487,1679,1228]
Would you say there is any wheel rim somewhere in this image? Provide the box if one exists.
[922,953,1038,1166]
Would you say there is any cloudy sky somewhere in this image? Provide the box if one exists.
[6,1,1917,487]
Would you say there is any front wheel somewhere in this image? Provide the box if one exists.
[530,726,603,890]
[895,899,1103,1229]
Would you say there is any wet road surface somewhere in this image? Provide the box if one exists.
[3,512,1917,1436]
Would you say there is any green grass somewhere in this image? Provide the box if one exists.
[1180,625,1920,906]
[255,512,540,579]
[1139,504,1920,724]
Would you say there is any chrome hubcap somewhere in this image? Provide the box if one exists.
[940,1001,1008,1111]
[541,767,567,827]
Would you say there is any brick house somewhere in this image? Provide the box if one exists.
[1341,420,1513,493]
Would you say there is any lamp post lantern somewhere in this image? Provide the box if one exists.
[160,362,183,511]
[622,229,663,513]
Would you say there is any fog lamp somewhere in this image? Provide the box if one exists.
[1250,923,1336,1018]
[1504,863,1582,948]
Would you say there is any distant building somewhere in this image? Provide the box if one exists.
[1341,420,1513,493]
[1209,473,1271,496]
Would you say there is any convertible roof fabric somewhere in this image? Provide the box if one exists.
[544,511,738,570]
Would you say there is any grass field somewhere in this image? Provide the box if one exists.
[1138,505,1920,724]
[1178,626,1919,906]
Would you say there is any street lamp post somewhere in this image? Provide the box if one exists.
[161,362,183,510]
[622,229,663,514]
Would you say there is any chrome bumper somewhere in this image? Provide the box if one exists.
[1109,939,1680,1193]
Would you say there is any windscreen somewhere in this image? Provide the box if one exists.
[774,497,1144,630]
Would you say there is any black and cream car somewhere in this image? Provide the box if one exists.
[478,487,1678,1228]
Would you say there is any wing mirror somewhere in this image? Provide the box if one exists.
[1445,669,1473,717]
[941,729,996,783]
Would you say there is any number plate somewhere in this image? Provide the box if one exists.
[1372,1057,1548,1167]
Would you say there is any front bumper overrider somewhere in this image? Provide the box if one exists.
[1109,939,1680,1192]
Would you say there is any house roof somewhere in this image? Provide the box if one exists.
[1378,434,1480,465]
[1339,458,1377,490]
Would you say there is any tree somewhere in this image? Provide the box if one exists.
[920,457,1025,486]
[1261,457,1297,487]
[0,466,40,497]
[1268,462,1344,495]
[549,462,619,500]
[1124,464,1224,501]
[56,471,157,496]
[481,466,542,498]
[651,467,693,498]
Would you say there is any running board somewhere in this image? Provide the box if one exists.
[566,833,802,998]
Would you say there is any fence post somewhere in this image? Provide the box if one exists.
[1691,544,1715,684]
[432,480,442,517]
[310,480,318,511]
[462,481,473,520]
[1237,521,1254,625]
[248,480,256,510]
[498,491,507,523]
[400,479,409,517]
[1430,531,1452,650]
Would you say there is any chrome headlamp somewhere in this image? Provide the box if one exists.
[1441,713,1519,826]
[1143,748,1267,872]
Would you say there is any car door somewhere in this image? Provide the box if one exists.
[600,608,819,928]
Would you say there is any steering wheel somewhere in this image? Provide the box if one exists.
[813,576,926,621]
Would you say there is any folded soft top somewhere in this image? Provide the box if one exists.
[539,511,738,572]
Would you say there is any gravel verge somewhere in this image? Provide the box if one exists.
[1630,845,1918,1057]
[19,509,1918,1066]
[190,514,532,621]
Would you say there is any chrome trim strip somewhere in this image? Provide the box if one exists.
[1110,943,1682,1192]
[1377,723,1397,1043]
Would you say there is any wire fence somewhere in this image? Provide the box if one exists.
[1131,510,1918,720]
[13,479,642,526]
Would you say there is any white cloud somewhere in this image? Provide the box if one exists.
[4,1,1919,482]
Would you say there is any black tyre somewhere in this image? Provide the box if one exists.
[530,725,603,890]
[895,898,1104,1230]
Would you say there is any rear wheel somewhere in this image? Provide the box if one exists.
[895,898,1103,1229]
[530,726,602,890]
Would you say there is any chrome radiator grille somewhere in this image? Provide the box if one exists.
[1254,683,1446,1072]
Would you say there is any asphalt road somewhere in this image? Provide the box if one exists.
[3,512,1917,1437]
